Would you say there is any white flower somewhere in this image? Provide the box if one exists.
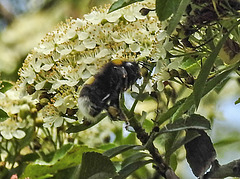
[105,11,122,22]
[84,10,105,24]
[129,43,141,52]
[95,49,110,58]
[40,104,64,127]
[66,28,77,39]
[54,94,76,114]
[83,39,97,49]
[35,81,46,90]
[43,115,63,128]
[0,119,26,140]
[37,41,55,55]
[21,67,36,85]
[56,42,73,55]
[0,92,5,99]
[77,32,89,40]
[156,30,168,41]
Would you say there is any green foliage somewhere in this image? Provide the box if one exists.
[235,97,240,104]
[166,0,191,35]
[193,24,239,109]
[108,0,144,13]
[0,81,13,93]
[158,114,211,134]
[156,0,191,35]
[167,61,240,122]
[121,152,151,167]
[21,145,98,179]
[0,108,8,122]
[156,0,181,21]
[103,144,138,158]
[114,159,153,179]
[79,152,117,179]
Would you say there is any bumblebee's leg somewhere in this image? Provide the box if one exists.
[107,106,127,122]
[107,91,127,122]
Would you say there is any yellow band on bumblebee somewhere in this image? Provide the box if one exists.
[111,59,124,65]
[84,76,95,85]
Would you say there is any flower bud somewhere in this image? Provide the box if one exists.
[19,104,30,119]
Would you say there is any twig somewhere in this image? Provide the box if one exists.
[203,159,240,178]
[128,115,180,179]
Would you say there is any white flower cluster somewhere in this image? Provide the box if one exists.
[17,1,173,127]
[0,89,35,140]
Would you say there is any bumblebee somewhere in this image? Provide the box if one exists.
[78,59,141,123]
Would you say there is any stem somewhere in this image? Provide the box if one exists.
[123,64,179,178]
[129,80,148,114]
[129,66,153,114]
[42,127,57,150]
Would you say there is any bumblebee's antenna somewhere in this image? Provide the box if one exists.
[138,59,154,72]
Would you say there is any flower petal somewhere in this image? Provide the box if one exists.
[1,131,13,140]
[13,130,26,139]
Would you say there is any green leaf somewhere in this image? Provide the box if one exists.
[122,132,137,145]
[20,145,98,179]
[79,152,116,179]
[159,114,211,134]
[167,0,191,35]
[164,131,179,164]
[169,153,178,171]
[131,92,148,101]
[0,81,13,93]
[156,0,181,21]
[98,143,117,151]
[22,153,40,162]
[161,119,208,168]
[0,166,8,179]
[193,23,240,109]
[214,137,240,147]
[203,63,240,95]
[122,152,150,167]
[193,39,226,109]
[50,144,73,164]
[214,76,230,93]
[108,0,144,13]
[103,144,138,158]
[185,130,216,177]
[142,118,154,133]
[235,97,240,104]
[114,160,153,179]
[0,108,9,122]
[180,57,202,75]
[165,130,201,159]
[66,123,95,133]
[66,113,106,133]
[54,166,80,179]
[156,98,186,124]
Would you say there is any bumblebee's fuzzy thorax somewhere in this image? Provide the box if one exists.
[78,60,141,122]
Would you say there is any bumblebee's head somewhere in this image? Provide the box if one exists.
[123,61,141,87]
